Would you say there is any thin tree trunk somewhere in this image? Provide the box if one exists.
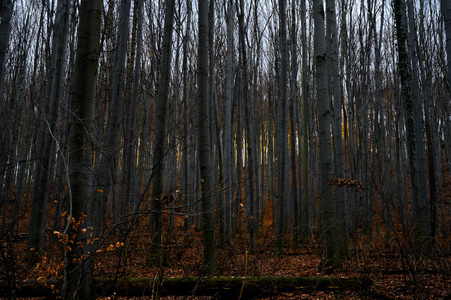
[300,0,309,242]
[275,0,288,256]
[373,0,391,244]
[26,0,69,262]
[91,0,132,242]
[52,0,71,232]
[235,66,243,233]
[208,0,225,243]
[182,0,192,234]
[308,75,317,236]
[237,0,255,252]
[127,0,144,214]
[441,0,451,93]
[198,0,218,274]
[393,0,427,251]
[313,0,339,269]
[2,11,30,235]
[326,0,347,258]
[149,0,176,264]
[224,0,234,243]
[0,0,13,110]
[361,0,373,236]
[252,0,261,237]
[395,96,409,231]
[406,0,431,246]
[289,0,299,247]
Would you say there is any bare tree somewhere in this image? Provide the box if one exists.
[289,0,299,247]
[126,0,144,214]
[275,0,288,256]
[300,0,309,242]
[149,0,176,264]
[0,0,13,110]
[27,0,70,262]
[198,0,218,274]
[92,0,131,235]
[65,0,102,298]
[237,0,256,251]
[393,0,428,251]
[326,0,347,257]
[313,0,339,268]
[182,0,192,234]
[441,0,451,92]
[224,0,234,243]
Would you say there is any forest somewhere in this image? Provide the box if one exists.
[1,0,451,298]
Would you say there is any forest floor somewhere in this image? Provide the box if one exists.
[2,198,451,300]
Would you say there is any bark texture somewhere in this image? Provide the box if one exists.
[65,0,102,298]
[198,0,218,274]
[313,0,339,268]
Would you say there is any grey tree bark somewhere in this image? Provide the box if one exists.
[313,0,339,268]
[326,0,347,258]
[235,60,243,233]
[127,0,144,214]
[182,0,192,234]
[224,0,234,243]
[372,0,391,243]
[237,0,256,251]
[275,0,288,256]
[406,0,430,243]
[27,0,69,262]
[1,5,29,235]
[361,0,372,236]
[289,0,299,247]
[208,0,225,243]
[167,24,181,238]
[300,0,309,242]
[64,0,102,298]
[252,0,262,238]
[149,0,176,264]
[441,0,451,92]
[198,0,218,274]
[0,0,13,110]
[395,94,409,231]
[393,0,427,251]
[93,0,131,229]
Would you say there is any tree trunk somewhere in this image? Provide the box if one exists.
[373,0,391,244]
[127,0,144,214]
[224,0,234,243]
[275,0,288,256]
[406,0,431,246]
[235,65,243,233]
[182,0,192,234]
[361,0,373,236]
[149,0,176,264]
[441,0,451,93]
[198,0,218,274]
[393,0,427,251]
[313,0,339,269]
[289,0,299,247]
[65,0,102,298]
[237,0,256,252]
[300,0,309,243]
[0,0,13,110]
[94,0,131,228]
[326,0,347,258]
[27,0,70,262]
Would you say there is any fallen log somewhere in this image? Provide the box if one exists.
[1,276,372,298]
